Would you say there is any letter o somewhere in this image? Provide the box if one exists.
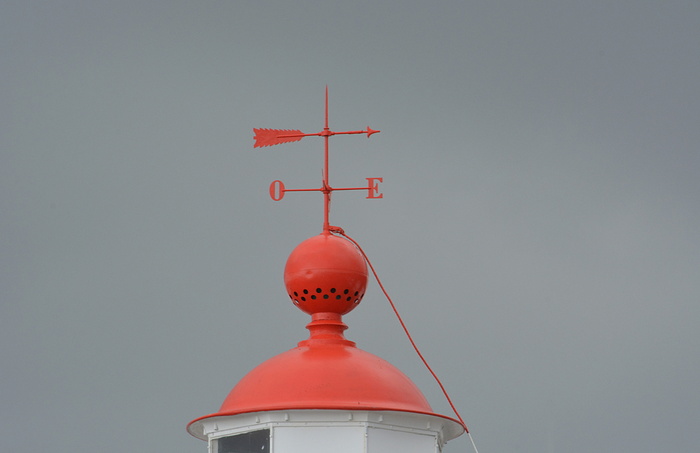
[269,180,286,201]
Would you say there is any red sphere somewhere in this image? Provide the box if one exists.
[284,233,368,315]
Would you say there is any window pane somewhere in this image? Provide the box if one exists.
[217,429,270,453]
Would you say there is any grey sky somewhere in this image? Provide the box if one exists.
[2,1,699,452]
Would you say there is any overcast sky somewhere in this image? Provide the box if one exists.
[2,1,699,452]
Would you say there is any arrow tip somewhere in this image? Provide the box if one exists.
[366,127,380,138]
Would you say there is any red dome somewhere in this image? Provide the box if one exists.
[223,348,430,413]
[284,233,368,315]
[195,314,434,419]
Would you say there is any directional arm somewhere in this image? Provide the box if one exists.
[333,127,380,137]
[253,127,379,148]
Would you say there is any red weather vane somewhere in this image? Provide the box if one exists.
[254,87,383,232]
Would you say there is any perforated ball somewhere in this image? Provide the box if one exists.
[284,233,368,315]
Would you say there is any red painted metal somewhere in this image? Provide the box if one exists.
[284,232,368,315]
[209,312,437,416]
[254,87,382,232]
[186,312,462,426]
[365,177,384,199]
[253,129,303,148]
[269,180,285,201]
[186,231,465,430]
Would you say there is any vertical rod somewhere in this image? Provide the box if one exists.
[322,85,331,232]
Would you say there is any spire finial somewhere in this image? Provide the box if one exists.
[253,87,383,232]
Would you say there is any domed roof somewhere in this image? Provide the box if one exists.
[216,318,432,415]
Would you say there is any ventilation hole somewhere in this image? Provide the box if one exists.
[336,295,341,300]
[344,289,349,294]
[330,288,336,293]
[323,294,329,299]
[293,300,299,305]
[316,288,322,293]
[354,299,360,304]
[346,297,352,301]
[301,297,306,301]
[311,295,317,300]
[303,289,309,294]
[293,291,299,297]
[354,291,359,296]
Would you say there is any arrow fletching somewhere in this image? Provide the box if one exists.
[253,128,304,148]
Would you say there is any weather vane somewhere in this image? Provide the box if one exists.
[254,86,383,232]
